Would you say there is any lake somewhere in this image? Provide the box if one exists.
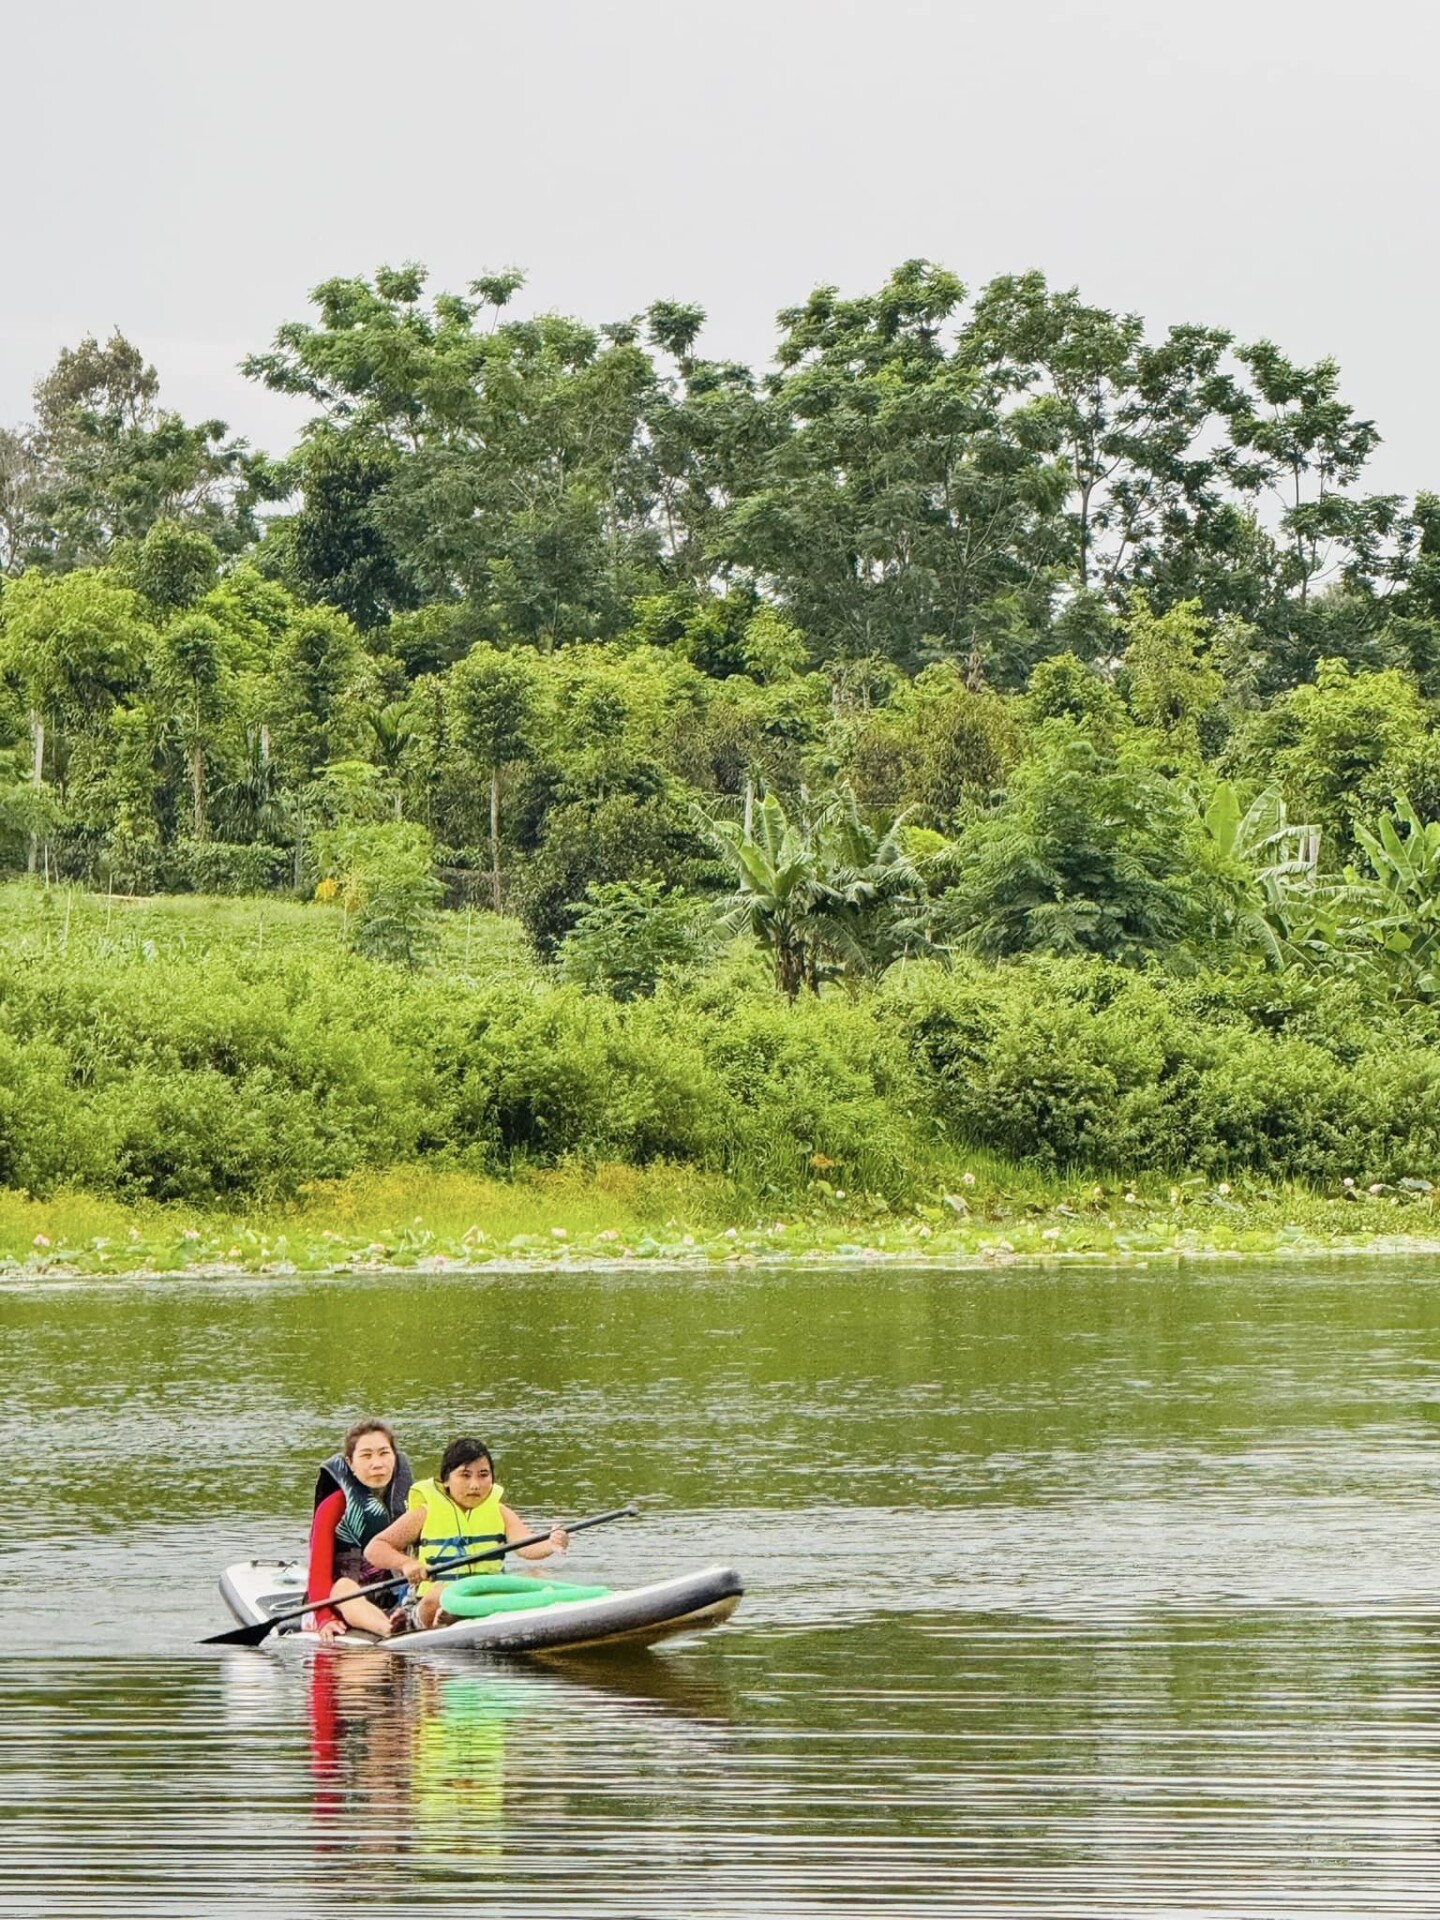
[5,1257,1440,1916]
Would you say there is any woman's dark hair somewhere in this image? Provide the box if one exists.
[344,1419,397,1462]
[438,1436,494,1483]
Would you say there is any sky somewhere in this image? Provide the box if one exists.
[4,0,1436,494]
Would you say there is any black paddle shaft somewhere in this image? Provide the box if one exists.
[200,1504,639,1648]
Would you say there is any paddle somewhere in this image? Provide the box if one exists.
[201,1503,639,1648]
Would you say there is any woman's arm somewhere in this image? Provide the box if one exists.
[364,1505,427,1580]
[306,1491,345,1623]
[502,1503,570,1561]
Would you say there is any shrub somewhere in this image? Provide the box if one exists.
[159,840,291,896]
[558,881,714,1000]
[311,821,441,965]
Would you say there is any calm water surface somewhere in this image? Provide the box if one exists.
[5,1258,1440,1916]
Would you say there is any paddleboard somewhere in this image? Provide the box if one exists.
[217,1559,744,1656]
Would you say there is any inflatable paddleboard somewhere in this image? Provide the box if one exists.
[217,1559,743,1656]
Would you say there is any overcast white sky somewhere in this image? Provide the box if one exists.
[5,0,1435,493]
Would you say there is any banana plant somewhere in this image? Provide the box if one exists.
[1326,797,1440,998]
[704,787,928,997]
[1200,781,1320,964]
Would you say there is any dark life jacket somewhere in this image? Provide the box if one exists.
[312,1446,415,1560]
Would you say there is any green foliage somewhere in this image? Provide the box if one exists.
[1119,594,1224,763]
[0,888,1438,1208]
[312,819,441,964]
[720,260,1064,672]
[1225,657,1426,857]
[8,331,257,571]
[938,722,1196,962]
[707,787,928,996]
[1194,781,1319,963]
[557,880,711,999]
[133,520,221,612]
[0,568,147,732]
[510,790,705,953]
[267,605,362,784]
[843,665,1023,826]
[1310,798,1440,1000]
[9,265,1440,1210]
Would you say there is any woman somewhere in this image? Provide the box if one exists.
[307,1419,414,1642]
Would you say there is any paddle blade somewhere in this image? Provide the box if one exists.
[200,1617,278,1649]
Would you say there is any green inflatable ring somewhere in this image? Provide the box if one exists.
[440,1574,611,1620]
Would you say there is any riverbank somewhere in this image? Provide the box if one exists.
[6,1160,1439,1277]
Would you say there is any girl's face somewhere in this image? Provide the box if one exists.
[444,1456,494,1509]
[348,1432,397,1490]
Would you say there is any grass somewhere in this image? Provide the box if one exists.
[3,1158,1438,1278]
[0,879,535,979]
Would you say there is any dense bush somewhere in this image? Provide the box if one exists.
[1,894,1439,1206]
[159,840,291,896]
[886,957,1440,1181]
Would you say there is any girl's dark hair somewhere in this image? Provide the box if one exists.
[344,1419,397,1461]
[439,1436,494,1483]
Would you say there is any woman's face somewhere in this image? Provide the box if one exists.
[348,1432,397,1490]
[445,1456,494,1510]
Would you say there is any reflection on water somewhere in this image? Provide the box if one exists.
[11,1617,1440,1917]
[7,1259,1440,1914]
[301,1647,735,1884]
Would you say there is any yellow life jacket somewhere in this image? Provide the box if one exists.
[408,1476,508,1594]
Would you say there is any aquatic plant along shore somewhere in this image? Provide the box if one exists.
[6,1161,1440,1277]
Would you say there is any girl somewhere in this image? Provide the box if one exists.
[307,1419,414,1643]
[366,1437,569,1631]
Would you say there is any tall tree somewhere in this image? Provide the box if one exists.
[720,261,1069,674]
[246,267,663,641]
[10,333,258,571]
[0,568,148,865]
[448,644,543,908]
[154,611,232,840]
[961,273,1240,603]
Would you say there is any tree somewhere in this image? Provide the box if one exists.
[133,519,221,613]
[719,262,1068,672]
[1195,780,1320,964]
[962,273,1236,598]
[358,697,416,818]
[1312,798,1440,1001]
[1120,594,1225,764]
[154,611,231,840]
[1221,342,1391,608]
[707,787,927,996]
[12,332,257,570]
[557,879,710,998]
[266,606,361,785]
[283,429,419,629]
[1224,658,1426,858]
[313,819,441,965]
[938,721,1194,962]
[448,645,543,909]
[246,267,663,642]
[0,568,147,866]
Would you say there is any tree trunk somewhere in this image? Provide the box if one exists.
[776,935,804,1001]
[27,713,43,875]
[190,741,207,841]
[489,765,502,913]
